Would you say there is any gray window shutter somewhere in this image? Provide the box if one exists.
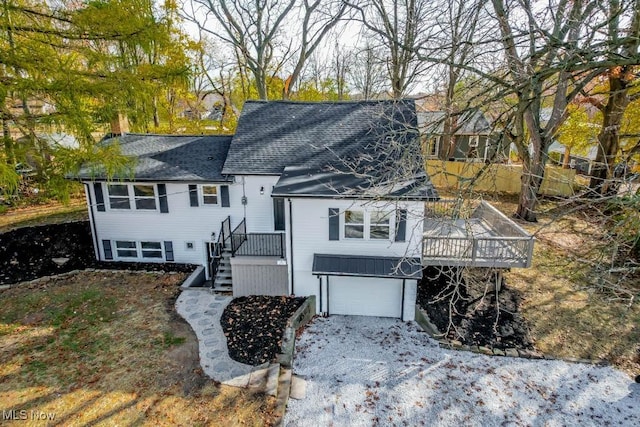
[94,183,105,212]
[157,184,169,213]
[328,208,339,241]
[273,198,285,231]
[188,185,198,207]
[395,209,407,242]
[164,241,174,261]
[102,240,113,260]
[221,185,230,207]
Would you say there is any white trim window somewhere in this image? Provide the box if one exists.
[344,210,393,240]
[369,211,391,239]
[107,183,157,211]
[114,240,164,259]
[344,210,365,239]
[201,185,218,205]
[115,240,138,258]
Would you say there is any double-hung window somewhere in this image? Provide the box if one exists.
[343,210,392,240]
[202,185,218,205]
[115,240,138,258]
[107,184,157,211]
[134,185,157,210]
[344,210,365,239]
[114,240,164,259]
[108,184,131,209]
[370,211,391,239]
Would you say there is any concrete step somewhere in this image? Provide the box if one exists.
[214,279,232,287]
[213,284,232,293]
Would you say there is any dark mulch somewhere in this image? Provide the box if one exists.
[221,295,305,366]
[0,221,196,285]
[417,266,534,350]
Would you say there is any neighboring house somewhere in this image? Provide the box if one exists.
[418,110,507,162]
[75,100,533,321]
[548,141,599,175]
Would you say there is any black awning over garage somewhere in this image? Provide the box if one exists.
[312,254,422,280]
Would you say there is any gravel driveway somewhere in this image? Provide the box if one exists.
[285,316,639,426]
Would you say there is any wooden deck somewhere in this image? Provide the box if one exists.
[423,200,534,268]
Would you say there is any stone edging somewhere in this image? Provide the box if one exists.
[277,295,316,368]
[414,304,608,366]
[0,268,188,291]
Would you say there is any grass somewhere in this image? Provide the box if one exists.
[0,271,276,426]
[0,197,88,232]
[491,196,640,376]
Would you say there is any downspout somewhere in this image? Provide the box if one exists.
[84,182,100,260]
[318,275,322,314]
[326,276,330,316]
[288,198,294,295]
[401,279,406,321]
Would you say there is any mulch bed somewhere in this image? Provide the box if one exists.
[0,221,196,285]
[221,295,306,366]
[417,266,534,350]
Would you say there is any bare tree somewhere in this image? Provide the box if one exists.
[347,0,433,98]
[186,0,297,100]
[283,0,348,99]
[348,43,387,99]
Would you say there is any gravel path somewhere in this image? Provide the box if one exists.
[285,316,639,426]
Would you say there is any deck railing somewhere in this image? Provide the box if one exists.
[423,199,534,268]
[230,218,285,257]
[231,232,285,257]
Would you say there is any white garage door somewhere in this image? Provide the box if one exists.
[328,276,403,318]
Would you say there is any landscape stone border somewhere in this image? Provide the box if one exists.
[0,268,188,291]
[277,295,316,368]
[414,304,608,366]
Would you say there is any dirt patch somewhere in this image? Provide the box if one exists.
[0,221,196,285]
[417,267,534,350]
[221,295,306,366]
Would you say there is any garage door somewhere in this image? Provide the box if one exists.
[328,276,403,318]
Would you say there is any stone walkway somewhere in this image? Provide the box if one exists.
[175,289,273,387]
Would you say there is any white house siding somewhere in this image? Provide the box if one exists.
[287,198,424,319]
[238,175,281,233]
[86,181,246,271]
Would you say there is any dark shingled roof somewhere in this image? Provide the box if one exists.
[222,100,422,175]
[271,166,438,200]
[312,254,422,279]
[75,133,233,182]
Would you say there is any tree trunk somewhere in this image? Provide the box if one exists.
[563,146,571,168]
[2,115,14,165]
[515,159,545,222]
[588,72,630,195]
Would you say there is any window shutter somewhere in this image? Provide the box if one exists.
[164,241,174,261]
[157,184,169,213]
[395,209,407,242]
[188,185,199,207]
[221,185,230,207]
[273,198,285,231]
[328,208,339,241]
[94,183,105,212]
[102,240,113,260]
